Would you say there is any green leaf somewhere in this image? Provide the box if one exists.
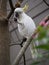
[31,61,41,65]
[31,59,47,65]
[36,44,49,50]
[37,26,43,31]
[37,27,47,40]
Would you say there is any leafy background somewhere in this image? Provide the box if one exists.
[31,26,49,65]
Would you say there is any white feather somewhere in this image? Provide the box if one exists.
[18,12,36,38]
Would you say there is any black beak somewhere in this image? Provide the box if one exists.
[14,18,17,21]
[14,17,22,25]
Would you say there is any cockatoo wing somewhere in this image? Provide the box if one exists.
[18,14,36,38]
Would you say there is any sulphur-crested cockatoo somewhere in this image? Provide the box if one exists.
[14,5,39,59]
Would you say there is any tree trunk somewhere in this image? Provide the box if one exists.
[0,0,7,16]
[0,0,11,65]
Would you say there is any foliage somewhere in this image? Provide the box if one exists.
[31,25,49,65]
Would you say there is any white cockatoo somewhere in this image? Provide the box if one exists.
[14,5,39,59]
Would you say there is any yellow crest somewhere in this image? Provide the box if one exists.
[22,4,29,12]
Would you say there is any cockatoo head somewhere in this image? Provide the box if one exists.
[14,4,29,22]
[14,8,23,21]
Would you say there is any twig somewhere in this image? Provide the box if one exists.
[43,0,49,6]
[7,0,15,19]
[7,9,14,19]
[12,37,33,65]
[8,0,14,10]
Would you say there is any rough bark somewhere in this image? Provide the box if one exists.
[0,0,11,65]
[0,18,11,65]
[0,0,7,16]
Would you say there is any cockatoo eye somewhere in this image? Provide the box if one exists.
[15,12,19,17]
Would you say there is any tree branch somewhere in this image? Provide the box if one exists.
[7,9,14,19]
[8,0,14,10]
[7,0,15,19]
[12,37,33,65]
[43,0,49,6]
